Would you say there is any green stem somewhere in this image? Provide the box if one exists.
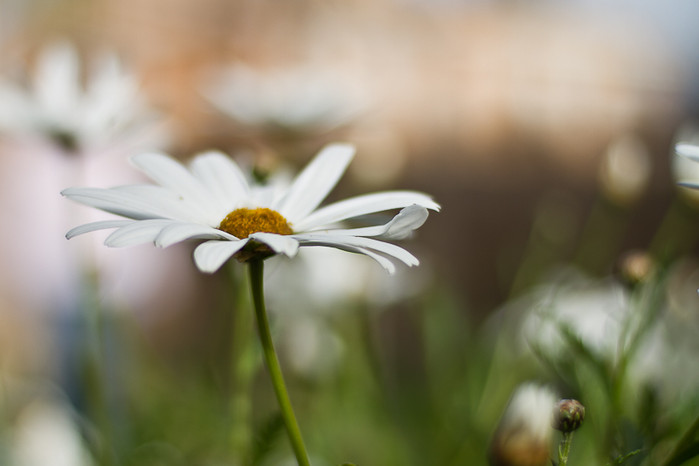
[559,432,574,466]
[83,271,116,466]
[248,260,310,466]
[228,265,255,464]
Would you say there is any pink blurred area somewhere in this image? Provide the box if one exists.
[0,0,697,372]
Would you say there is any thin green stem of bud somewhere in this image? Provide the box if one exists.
[249,260,311,466]
[558,431,574,466]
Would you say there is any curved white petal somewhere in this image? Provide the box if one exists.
[676,143,699,162]
[354,248,397,274]
[315,205,429,240]
[104,219,175,247]
[249,233,300,257]
[193,239,248,273]
[130,152,216,217]
[276,143,355,222]
[66,220,134,239]
[190,150,251,212]
[155,222,236,248]
[295,191,440,231]
[295,234,419,267]
[297,240,397,274]
[63,187,173,220]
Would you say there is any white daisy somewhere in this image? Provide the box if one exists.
[489,383,557,466]
[62,143,439,274]
[0,41,167,155]
[202,63,368,132]
[523,276,631,359]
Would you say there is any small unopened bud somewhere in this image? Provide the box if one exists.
[616,250,655,287]
[553,399,585,433]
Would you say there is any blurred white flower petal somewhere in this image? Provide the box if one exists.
[281,316,345,380]
[11,400,93,466]
[202,63,370,132]
[489,383,557,466]
[524,277,630,358]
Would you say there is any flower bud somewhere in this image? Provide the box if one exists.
[553,399,585,433]
[616,250,655,288]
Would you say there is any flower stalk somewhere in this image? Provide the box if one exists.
[558,432,574,466]
[227,265,255,463]
[248,259,310,466]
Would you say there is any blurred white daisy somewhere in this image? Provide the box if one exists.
[489,383,557,466]
[202,63,369,132]
[0,41,168,156]
[0,41,186,319]
[11,399,93,466]
[63,143,439,274]
[523,275,631,358]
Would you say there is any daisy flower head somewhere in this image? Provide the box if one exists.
[202,62,369,132]
[0,41,167,156]
[62,143,440,274]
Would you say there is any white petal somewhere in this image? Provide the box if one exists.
[354,248,397,274]
[63,187,178,220]
[130,152,216,216]
[295,234,419,267]
[676,143,699,162]
[295,191,440,231]
[276,143,355,222]
[66,220,134,239]
[155,223,236,248]
[0,84,32,131]
[190,150,251,212]
[82,56,138,142]
[249,233,300,257]
[316,205,429,240]
[104,219,175,247]
[62,187,158,220]
[35,42,80,121]
[112,185,207,222]
[296,240,397,274]
[193,239,248,273]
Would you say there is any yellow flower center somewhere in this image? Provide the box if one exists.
[218,207,293,239]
